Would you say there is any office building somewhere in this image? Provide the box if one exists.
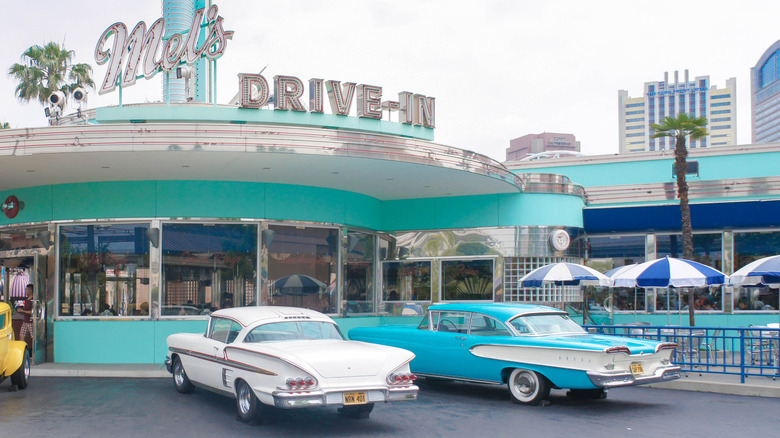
[506,132,580,161]
[618,71,737,153]
[751,39,780,143]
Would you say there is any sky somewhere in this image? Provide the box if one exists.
[2,0,779,162]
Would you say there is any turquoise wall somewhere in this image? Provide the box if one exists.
[1,181,584,230]
[0,181,385,230]
[517,150,780,189]
[53,315,419,364]
[54,312,776,364]
[381,192,584,231]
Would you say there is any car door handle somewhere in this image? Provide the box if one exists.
[455,336,466,340]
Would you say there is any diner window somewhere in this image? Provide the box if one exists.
[441,258,494,301]
[732,231,780,311]
[162,223,257,316]
[382,260,432,315]
[735,287,778,311]
[266,225,337,314]
[344,232,376,314]
[657,233,722,270]
[59,223,151,317]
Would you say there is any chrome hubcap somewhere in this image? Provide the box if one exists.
[513,372,536,399]
[238,385,251,414]
[174,363,184,386]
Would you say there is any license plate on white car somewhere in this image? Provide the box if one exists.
[343,392,367,405]
[630,363,644,375]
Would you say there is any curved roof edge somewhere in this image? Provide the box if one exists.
[56,103,435,142]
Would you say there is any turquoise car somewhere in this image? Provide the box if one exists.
[349,303,681,405]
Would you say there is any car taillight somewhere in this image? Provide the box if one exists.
[605,346,631,354]
[656,342,678,352]
[387,372,417,385]
[285,376,317,390]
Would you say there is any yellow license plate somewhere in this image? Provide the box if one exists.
[630,363,644,375]
[343,392,367,405]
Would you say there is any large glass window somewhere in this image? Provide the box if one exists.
[162,223,257,316]
[266,225,337,314]
[381,260,431,315]
[59,223,150,317]
[734,231,780,311]
[344,232,375,314]
[656,233,723,270]
[441,258,494,301]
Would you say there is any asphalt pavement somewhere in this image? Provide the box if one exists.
[28,362,780,398]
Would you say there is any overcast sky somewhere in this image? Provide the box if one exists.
[2,0,779,162]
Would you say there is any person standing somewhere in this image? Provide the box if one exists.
[16,284,34,347]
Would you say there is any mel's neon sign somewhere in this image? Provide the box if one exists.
[94,4,233,95]
[94,4,434,128]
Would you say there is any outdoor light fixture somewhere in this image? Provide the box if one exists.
[37,230,52,250]
[146,227,160,248]
[72,87,87,103]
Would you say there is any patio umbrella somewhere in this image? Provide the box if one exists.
[272,274,327,295]
[611,256,726,288]
[605,264,639,322]
[728,255,780,287]
[519,262,610,287]
[728,255,780,324]
[612,256,727,326]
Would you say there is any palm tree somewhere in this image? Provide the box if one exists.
[0,121,10,130]
[8,42,94,107]
[650,113,708,326]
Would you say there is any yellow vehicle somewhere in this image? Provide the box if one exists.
[1,302,30,389]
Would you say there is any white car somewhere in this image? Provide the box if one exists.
[165,306,418,423]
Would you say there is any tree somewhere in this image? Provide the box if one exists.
[650,113,709,326]
[8,42,94,107]
[0,121,10,130]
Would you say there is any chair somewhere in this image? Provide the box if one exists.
[748,326,773,366]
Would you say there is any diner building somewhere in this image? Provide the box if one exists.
[1,1,778,366]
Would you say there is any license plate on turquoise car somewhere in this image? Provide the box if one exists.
[630,363,644,375]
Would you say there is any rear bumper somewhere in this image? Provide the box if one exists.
[587,365,682,388]
[272,385,418,409]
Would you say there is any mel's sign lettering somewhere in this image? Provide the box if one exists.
[94,4,233,95]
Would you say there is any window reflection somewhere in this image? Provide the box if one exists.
[441,259,494,301]
[266,225,337,314]
[59,224,150,317]
[734,231,780,311]
[345,232,375,314]
[381,260,431,315]
[161,223,257,316]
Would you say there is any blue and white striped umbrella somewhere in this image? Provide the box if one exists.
[611,256,726,288]
[520,262,610,288]
[728,255,780,286]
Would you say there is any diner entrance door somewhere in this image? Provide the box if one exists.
[0,253,50,364]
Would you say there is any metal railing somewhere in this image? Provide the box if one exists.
[582,324,780,383]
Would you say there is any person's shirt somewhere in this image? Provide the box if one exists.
[22,299,32,323]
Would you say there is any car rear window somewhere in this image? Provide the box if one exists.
[244,321,344,343]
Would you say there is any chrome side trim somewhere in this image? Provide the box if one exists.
[168,346,277,376]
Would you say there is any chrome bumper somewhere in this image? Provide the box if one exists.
[272,385,418,409]
[587,365,682,388]
[164,358,172,374]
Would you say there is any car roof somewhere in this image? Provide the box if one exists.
[428,302,564,321]
[211,306,335,327]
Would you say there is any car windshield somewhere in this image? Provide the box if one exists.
[244,321,344,343]
[508,313,585,335]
